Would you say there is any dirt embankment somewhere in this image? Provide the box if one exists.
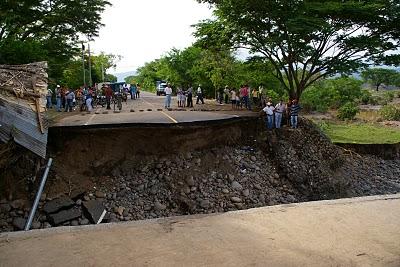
[0,118,399,232]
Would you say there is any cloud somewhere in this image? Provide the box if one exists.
[90,0,213,73]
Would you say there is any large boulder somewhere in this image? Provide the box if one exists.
[43,197,75,214]
[12,217,26,230]
[82,200,106,224]
[48,208,81,225]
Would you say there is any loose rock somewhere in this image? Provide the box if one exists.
[43,197,75,214]
[12,217,26,230]
[231,197,242,203]
[231,181,243,191]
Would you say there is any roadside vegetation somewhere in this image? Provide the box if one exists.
[309,85,400,144]
[318,121,400,144]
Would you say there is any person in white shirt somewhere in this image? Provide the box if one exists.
[46,88,53,108]
[262,102,275,129]
[164,84,173,108]
[230,89,237,110]
[274,99,286,128]
[196,85,204,104]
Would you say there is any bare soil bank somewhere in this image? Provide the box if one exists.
[47,118,260,176]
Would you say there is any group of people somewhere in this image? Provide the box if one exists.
[164,84,204,109]
[226,85,253,110]
[124,83,141,100]
[45,82,142,113]
[219,85,269,111]
[261,99,301,129]
[46,85,80,112]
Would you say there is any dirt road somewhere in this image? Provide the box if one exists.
[1,194,399,266]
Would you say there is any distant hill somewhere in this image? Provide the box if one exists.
[112,71,137,82]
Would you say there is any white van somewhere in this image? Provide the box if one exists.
[156,82,167,96]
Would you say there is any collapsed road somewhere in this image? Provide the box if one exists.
[0,94,399,232]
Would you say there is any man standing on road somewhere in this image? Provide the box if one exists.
[105,85,113,110]
[55,85,62,112]
[136,84,141,99]
[290,99,301,129]
[165,83,172,109]
[187,86,193,108]
[46,87,53,109]
[86,91,93,112]
[130,83,137,100]
[196,84,204,104]
[240,84,251,110]
[224,85,230,104]
[274,99,286,129]
[65,89,75,112]
[262,102,275,129]
[252,88,259,107]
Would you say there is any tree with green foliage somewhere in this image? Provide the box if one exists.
[301,77,362,112]
[195,0,400,99]
[361,68,398,91]
[130,45,281,98]
[61,53,119,89]
[0,0,110,83]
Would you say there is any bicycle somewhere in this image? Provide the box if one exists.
[94,95,107,108]
[112,93,122,111]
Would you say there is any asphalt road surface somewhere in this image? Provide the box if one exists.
[52,91,246,127]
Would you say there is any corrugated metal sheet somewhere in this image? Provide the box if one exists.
[0,62,48,158]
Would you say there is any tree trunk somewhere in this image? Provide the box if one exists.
[376,83,380,91]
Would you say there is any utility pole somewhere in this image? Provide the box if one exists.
[101,62,105,82]
[81,42,86,87]
[88,42,92,86]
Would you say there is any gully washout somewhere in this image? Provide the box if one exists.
[0,118,399,232]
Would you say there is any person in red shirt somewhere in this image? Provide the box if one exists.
[105,85,113,110]
[240,84,251,110]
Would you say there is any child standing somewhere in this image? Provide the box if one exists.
[235,93,241,109]
[230,88,237,110]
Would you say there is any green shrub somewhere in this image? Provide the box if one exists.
[330,77,363,106]
[301,83,336,112]
[360,90,372,104]
[337,102,360,120]
[301,77,363,112]
[379,105,400,121]
[384,91,395,102]
[370,95,387,105]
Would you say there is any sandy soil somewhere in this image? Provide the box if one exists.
[0,194,399,267]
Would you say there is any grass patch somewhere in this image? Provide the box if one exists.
[320,122,400,144]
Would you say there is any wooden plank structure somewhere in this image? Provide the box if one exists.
[0,62,48,158]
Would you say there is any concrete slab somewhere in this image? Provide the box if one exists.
[1,194,399,266]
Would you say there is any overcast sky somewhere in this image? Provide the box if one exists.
[91,0,213,74]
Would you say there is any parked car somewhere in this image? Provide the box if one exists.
[156,81,167,96]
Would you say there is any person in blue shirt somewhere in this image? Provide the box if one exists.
[130,83,137,100]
